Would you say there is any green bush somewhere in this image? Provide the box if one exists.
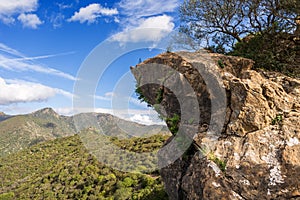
[166,114,180,135]
[230,32,299,77]
[114,188,133,200]
[122,177,134,187]
[155,87,164,104]
[0,192,14,200]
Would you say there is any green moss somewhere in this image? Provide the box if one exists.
[155,87,164,104]
[208,153,227,173]
[166,114,180,135]
[217,59,225,69]
[188,118,195,124]
[271,114,283,125]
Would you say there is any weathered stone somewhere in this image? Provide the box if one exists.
[131,51,300,199]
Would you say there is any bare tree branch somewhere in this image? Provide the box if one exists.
[180,0,299,51]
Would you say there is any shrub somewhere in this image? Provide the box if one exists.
[0,192,15,200]
[230,32,299,77]
[166,114,180,135]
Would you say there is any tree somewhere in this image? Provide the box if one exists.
[180,0,300,51]
[230,30,298,74]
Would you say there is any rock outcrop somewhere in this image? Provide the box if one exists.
[131,51,300,199]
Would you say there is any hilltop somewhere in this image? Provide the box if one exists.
[0,112,11,122]
[0,108,169,156]
[0,108,75,156]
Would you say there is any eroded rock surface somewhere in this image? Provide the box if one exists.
[131,51,300,199]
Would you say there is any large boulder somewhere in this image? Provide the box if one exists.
[131,51,300,199]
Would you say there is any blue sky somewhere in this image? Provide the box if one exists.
[0,0,182,124]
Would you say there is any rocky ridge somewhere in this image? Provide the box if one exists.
[0,108,169,156]
[131,51,300,199]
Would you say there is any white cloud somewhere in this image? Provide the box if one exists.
[114,17,120,23]
[128,97,149,108]
[111,15,174,43]
[0,0,39,25]
[105,92,114,97]
[94,91,149,109]
[0,43,76,80]
[110,108,165,125]
[0,0,38,16]
[139,15,175,29]
[0,77,72,105]
[57,3,73,10]
[18,13,43,29]
[55,89,73,99]
[111,0,179,44]
[54,106,165,125]
[54,107,114,116]
[1,16,15,24]
[99,7,119,16]
[95,92,115,101]
[118,0,179,19]
[68,3,118,24]
[0,54,76,80]
[130,114,164,125]
[50,13,65,28]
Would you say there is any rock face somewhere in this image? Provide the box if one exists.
[131,51,300,199]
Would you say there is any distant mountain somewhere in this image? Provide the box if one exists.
[0,108,76,156]
[0,134,168,199]
[0,112,11,122]
[73,112,169,138]
[0,108,169,156]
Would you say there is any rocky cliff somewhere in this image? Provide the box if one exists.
[131,51,300,199]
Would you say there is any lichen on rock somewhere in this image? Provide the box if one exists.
[131,51,300,199]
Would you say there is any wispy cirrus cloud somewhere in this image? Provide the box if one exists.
[118,0,179,19]
[50,12,65,28]
[4,51,74,62]
[56,2,73,10]
[0,77,72,105]
[94,92,115,101]
[0,43,23,56]
[68,3,118,24]
[94,92,149,109]
[0,43,76,80]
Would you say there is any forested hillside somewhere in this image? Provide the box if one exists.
[0,134,169,200]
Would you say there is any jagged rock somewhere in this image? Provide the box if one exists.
[32,107,60,119]
[131,51,300,199]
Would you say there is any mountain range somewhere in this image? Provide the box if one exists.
[0,108,169,157]
[0,107,170,199]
